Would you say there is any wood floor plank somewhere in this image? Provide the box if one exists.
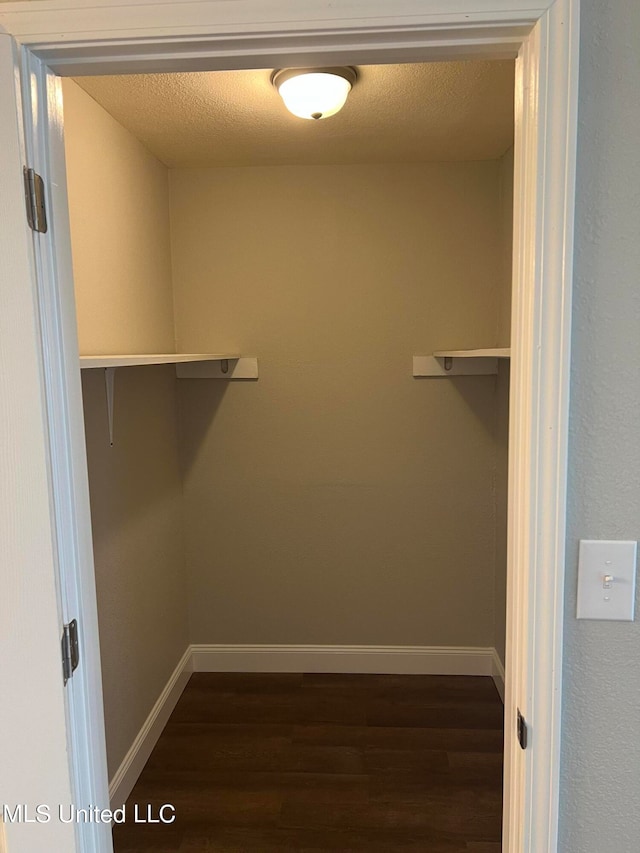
[189,672,304,693]
[122,779,282,827]
[113,673,504,852]
[178,825,469,852]
[144,723,292,773]
[279,792,501,839]
[171,691,367,727]
[362,747,450,775]
[366,700,504,730]
[293,723,504,753]
[111,825,184,853]
[285,743,365,775]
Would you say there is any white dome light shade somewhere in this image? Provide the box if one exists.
[272,68,357,120]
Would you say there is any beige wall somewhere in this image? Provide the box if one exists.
[64,80,512,774]
[493,146,513,668]
[62,80,175,355]
[63,80,189,779]
[497,146,514,349]
[81,367,188,777]
[171,164,505,646]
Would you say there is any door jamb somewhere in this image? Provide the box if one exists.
[4,1,578,850]
[18,49,113,853]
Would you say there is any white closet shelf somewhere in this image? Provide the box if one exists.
[433,347,511,359]
[80,353,240,369]
[413,348,510,378]
[81,353,259,446]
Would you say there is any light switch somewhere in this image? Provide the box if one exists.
[577,540,637,621]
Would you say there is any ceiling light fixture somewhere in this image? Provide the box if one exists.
[271,67,357,120]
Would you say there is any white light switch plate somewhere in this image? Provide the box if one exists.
[577,540,637,621]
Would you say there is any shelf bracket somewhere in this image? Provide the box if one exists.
[104,367,115,446]
[90,357,258,445]
[176,357,259,380]
[413,356,498,377]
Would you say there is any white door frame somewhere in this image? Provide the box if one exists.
[0,1,578,851]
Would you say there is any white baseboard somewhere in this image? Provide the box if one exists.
[108,646,192,809]
[191,644,499,677]
[110,643,504,807]
[491,648,506,703]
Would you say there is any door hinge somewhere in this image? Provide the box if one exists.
[23,167,48,233]
[62,619,80,684]
[517,708,528,750]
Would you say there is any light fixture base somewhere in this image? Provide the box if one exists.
[271,67,358,120]
[271,66,358,90]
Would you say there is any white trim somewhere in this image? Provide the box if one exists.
[492,649,506,703]
[0,0,546,64]
[20,52,113,853]
[80,352,240,369]
[108,648,192,809]
[0,3,579,852]
[108,644,506,812]
[0,1,543,77]
[0,35,78,853]
[191,644,498,676]
[433,347,511,359]
[503,2,578,850]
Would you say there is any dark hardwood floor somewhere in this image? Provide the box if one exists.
[113,673,504,852]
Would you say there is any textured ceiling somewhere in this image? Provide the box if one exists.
[73,61,514,168]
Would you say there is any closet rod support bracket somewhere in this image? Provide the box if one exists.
[104,367,115,446]
[176,357,259,380]
[412,355,498,377]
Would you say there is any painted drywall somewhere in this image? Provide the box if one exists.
[13,3,640,846]
[171,163,506,647]
[80,367,188,778]
[63,79,189,779]
[493,146,513,669]
[559,1,640,850]
[73,61,514,167]
[62,79,175,355]
[497,146,514,350]
[494,363,509,669]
